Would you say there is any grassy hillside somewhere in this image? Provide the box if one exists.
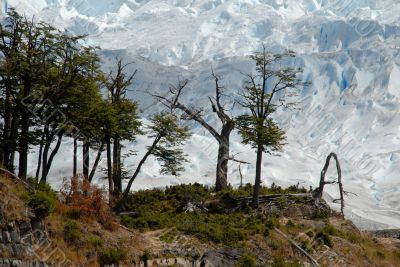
[0,174,399,266]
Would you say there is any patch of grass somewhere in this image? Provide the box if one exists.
[236,254,256,267]
[87,235,103,250]
[271,255,303,267]
[121,184,314,246]
[376,250,385,259]
[265,215,281,230]
[394,250,400,259]
[159,228,179,243]
[63,220,82,244]
[99,248,127,265]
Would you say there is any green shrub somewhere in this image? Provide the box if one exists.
[315,231,333,247]
[265,215,280,230]
[87,235,103,249]
[376,250,385,259]
[100,248,127,265]
[286,220,295,227]
[236,254,256,267]
[28,191,55,219]
[63,220,82,243]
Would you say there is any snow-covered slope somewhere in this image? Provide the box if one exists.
[6,0,400,229]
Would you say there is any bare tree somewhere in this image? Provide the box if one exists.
[313,152,347,217]
[154,73,238,191]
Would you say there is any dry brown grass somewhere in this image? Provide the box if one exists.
[0,173,30,222]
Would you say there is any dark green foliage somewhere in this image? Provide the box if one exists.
[236,254,256,267]
[63,220,82,243]
[286,220,295,227]
[28,191,56,219]
[236,47,308,207]
[87,235,103,249]
[99,248,127,265]
[265,215,281,230]
[121,184,312,245]
[147,113,190,175]
[315,230,333,247]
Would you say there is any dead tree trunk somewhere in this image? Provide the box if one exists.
[313,152,345,217]
[153,74,240,192]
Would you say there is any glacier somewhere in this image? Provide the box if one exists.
[4,0,400,229]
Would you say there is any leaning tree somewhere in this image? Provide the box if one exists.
[237,46,309,207]
[113,111,190,213]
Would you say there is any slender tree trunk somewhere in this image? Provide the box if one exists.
[73,137,77,177]
[252,144,263,208]
[88,141,105,182]
[83,141,90,180]
[41,132,63,182]
[106,139,113,204]
[114,135,162,213]
[35,129,45,181]
[40,131,63,183]
[2,85,13,169]
[9,109,20,173]
[18,116,29,179]
[41,128,52,183]
[112,138,122,194]
[18,79,32,180]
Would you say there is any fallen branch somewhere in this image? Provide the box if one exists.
[274,227,320,267]
[231,193,313,207]
[0,168,35,193]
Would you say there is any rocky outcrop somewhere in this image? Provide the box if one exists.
[199,248,243,267]
[0,207,49,267]
[371,229,400,239]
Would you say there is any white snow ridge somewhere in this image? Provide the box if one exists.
[6,0,400,230]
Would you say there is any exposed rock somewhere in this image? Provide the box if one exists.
[2,232,11,244]
[371,229,400,239]
[199,247,243,267]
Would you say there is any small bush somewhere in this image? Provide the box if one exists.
[100,248,127,265]
[59,177,116,230]
[286,220,295,227]
[315,231,333,247]
[265,215,280,230]
[28,191,55,219]
[87,235,103,249]
[376,250,385,259]
[236,254,256,267]
[63,220,82,243]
